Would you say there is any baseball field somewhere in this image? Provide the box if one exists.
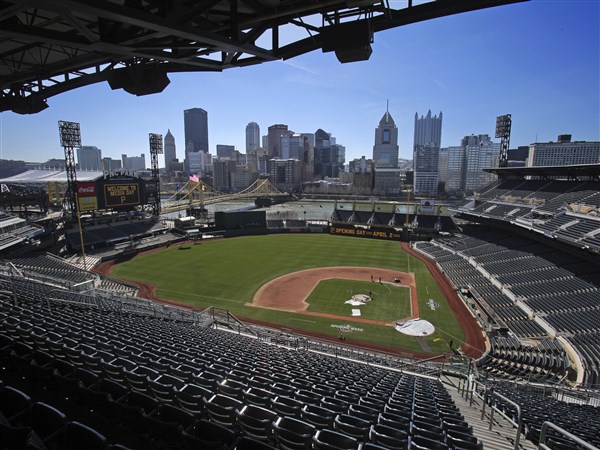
[108,234,472,356]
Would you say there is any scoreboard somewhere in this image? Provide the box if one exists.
[104,183,140,207]
[75,175,156,213]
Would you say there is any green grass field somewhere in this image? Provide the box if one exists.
[111,234,465,355]
[306,279,411,322]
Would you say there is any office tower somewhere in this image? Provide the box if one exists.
[77,146,102,171]
[527,135,600,167]
[437,147,449,192]
[246,122,260,153]
[102,157,121,171]
[462,134,499,192]
[282,133,314,181]
[163,129,177,171]
[373,106,399,168]
[184,108,209,153]
[121,153,146,171]
[267,124,290,158]
[216,144,236,159]
[314,129,344,178]
[413,110,443,196]
[268,159,301,191]
[444,146,464,193]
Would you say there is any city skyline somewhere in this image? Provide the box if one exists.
[0,0,598,166]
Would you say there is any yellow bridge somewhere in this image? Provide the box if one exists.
[161,178,289,215]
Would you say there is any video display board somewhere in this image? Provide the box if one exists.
[103,182,141,208]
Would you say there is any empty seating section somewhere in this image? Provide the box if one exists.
[0,272,480,449]
[456,179,600,251]
[12,253,98,286]
[414,225,600,386]
[66,219,163,249]
[330,210,457,232]
[484,381,600,448]
[476,335,570,383]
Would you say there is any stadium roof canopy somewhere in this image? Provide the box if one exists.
[0,169,104,184]
[484,164,600,178]
[0,0,526,114]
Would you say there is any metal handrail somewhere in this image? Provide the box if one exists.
[538,421,600,450]
[470,379,523,450]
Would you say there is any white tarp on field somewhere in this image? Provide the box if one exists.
[395,318,435,336]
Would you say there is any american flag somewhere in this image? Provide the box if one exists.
[189,173,199,183]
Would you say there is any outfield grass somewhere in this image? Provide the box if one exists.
[306,279,411,322]
[111,234,465,355]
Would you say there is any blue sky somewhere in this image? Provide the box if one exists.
[0,0,598,166]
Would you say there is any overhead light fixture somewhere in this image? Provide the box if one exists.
[320,19,373,63]
[0,95,49,114]
[108,65,170,96]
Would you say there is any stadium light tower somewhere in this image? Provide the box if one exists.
[495,114,512,168]
[148,133,163,216]
[58,120,81,220]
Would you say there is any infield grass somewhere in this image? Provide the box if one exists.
[111,234,465,355]
[306,279,411,322]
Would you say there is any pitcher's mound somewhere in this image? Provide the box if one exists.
[395,318,435,336]
[345,294,371,306]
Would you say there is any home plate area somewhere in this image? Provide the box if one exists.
[395,318,435,336]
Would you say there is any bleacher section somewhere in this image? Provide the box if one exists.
[456,178,600,252]
[65,219,168,251]
[482,381,600,448]
[0,272,483,450]
[0,212,44,252]
[414,226,600,386]
[331,210,456,233]
[10,253,138,295]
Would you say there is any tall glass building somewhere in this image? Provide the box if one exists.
[413,110,442,196]
[184,108,209,153]
[245,122,260,153]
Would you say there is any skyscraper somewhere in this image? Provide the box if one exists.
[463,134,499,192]
[267,124,290,158]
[184,108,209,153]
[245,122,260,153]
[372,106,399,168]
[413,110,443,196]
[163,129,177,171]
[77,146,102,171]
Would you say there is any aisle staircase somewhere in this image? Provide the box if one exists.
[444,377,538,450]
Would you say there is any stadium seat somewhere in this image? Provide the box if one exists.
[203,394,243,427]
[143,403,194,448]
[182,418,237,450]
[313,429,359,450]
[300,404,336,429]
[55,421,108,450]
[409,435,448,450]
[271,395,303,418]
[272,416,316,450]
[29,402,68,442]
[0,385,32,422]
[243,386,273,407]
[369,424,409,449]
[321,396,350,414]
[334,414,370,442]
[236,404,278,442]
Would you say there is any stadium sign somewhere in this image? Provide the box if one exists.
[104,183,140,207]
[329,225,401,240]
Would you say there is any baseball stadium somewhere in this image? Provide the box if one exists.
[1,2,600,450]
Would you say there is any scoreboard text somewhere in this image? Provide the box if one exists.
[104,183,140,207]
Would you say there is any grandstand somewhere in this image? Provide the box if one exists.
[1,166,599,450]
[1,168,599,450]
